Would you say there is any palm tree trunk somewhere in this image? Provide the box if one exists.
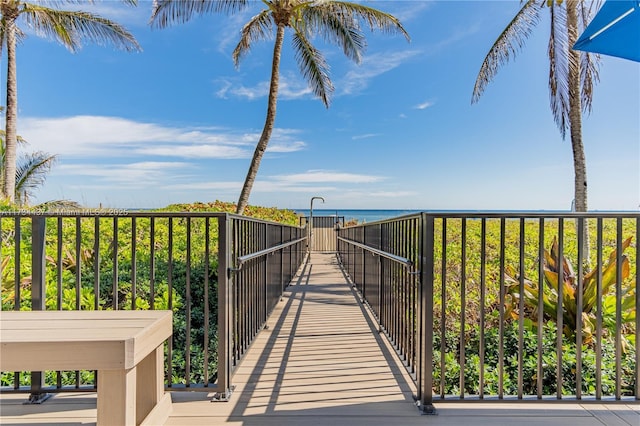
[566,0,586,213]
[566,0,590,264]
[3,17,18,203]
[235,24,286,215]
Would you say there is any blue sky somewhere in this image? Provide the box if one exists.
[8,1,639,211]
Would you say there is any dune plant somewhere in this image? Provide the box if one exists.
[504,236,634,342]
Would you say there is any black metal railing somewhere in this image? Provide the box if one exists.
[337,212,639,413]
[0,211,306,400]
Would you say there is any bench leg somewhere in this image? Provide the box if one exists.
[136,346,164,424]
[97,367,136,426]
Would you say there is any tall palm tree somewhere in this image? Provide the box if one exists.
[472,0,600,213]
[150,0,409,214]
[0,0,141,203]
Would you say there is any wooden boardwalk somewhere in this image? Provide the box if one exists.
[1,252,639,425]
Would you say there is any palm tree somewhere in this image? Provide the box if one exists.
[0,129,60,207]
[14,150,56,206]
[0,0,141,203]
[150,0,409,214]
[472,0,600,214]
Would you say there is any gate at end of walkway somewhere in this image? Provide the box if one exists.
[300,215,344,252]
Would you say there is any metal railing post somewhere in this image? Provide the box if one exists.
[418,213,435,414]
[28,216,51,404]
[214,214,235,401]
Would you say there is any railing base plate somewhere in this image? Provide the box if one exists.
[24,393,52,405]
[211,386,236,402]
[415,400,437,415]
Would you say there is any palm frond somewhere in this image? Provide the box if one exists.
[472,0,542,104]
[577,0,601,115]
[15,151,56,207]
[548,0,570,138]
[300,3,365,63]
[232,9,273,67]
[321,1,409,41]
[150,0,249,28]
[292,29,333,107]
[21,4,141,52]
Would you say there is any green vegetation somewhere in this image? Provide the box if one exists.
[431,217,637,397]
[1,209,636,398]
[0,201,299,388]
[504,236,634,341]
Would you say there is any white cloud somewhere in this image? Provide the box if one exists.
[215,72,313,101]
[19,115,306,159]
[339,50,421,95]
[270,170,385,184]
[254,181,337,193]
[165,181,242,191]
[352,133,379,140]
[415,101,435,110]
[426,24,482,56]
[391,2,435,23]
[137,145,249,159]
[57,161,191,187]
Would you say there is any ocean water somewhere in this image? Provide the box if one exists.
[293,209,422,223]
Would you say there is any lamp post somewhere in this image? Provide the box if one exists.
[309,196,325,257]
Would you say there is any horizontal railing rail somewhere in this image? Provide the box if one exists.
[0,211,306,402]
[338,212,639,413]
[235,237,307,267]
[337,236,415,269]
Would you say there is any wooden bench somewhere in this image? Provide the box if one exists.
[0,310,173,426]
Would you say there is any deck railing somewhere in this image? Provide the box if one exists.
[0,211,306,401]
[337,212,639,413]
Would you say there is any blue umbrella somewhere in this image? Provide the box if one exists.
[573,0,640,62]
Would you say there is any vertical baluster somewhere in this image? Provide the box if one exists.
[167,217,174,387]
[131,217,137,310]
[440,218,447,399]
[479,218,486,399]
[556,219,564,399]
[75,217,81,311]
[57,217,63,311]
[75,216,82,387]
[518,218,525,399]
[595,218,603,400]
[576,217,584,399]
[615,218,622,400]
[185,217,192,386]
[14,217,20,388]
[498,217,505,399]
[150,217,155,310]
[113,217,119,309]
[204,217,210,386]
[94,217,100,310]
[537,218,545,399]
[57,217,63,389]
[635,217,640,401]
[14,217,20,311]
[460,218,466,398]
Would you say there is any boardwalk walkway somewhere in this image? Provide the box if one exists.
[168,252,423,425]
[1,252,638,425]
